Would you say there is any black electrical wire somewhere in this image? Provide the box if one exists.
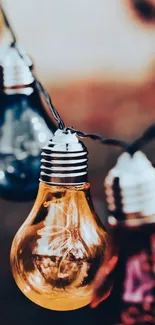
[35,79,65,130]
[3,3,154,153]
[127,124,155,155]
[66,127,129,150]
[0,4,16,46]
[0,4,65,130]
[0,4,129,150]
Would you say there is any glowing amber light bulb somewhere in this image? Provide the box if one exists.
[10,129,107,311]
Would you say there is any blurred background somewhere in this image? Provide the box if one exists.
[0,0,155,324]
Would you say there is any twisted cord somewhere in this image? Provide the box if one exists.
[0,4,16,46]
[127,124,155,155]
[35,79,65,130]
[2,4,154,153]
[66,127,129,150]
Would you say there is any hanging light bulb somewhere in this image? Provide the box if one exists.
[0,44,56,201]
[10,129,107,311]
[91,151,155,324]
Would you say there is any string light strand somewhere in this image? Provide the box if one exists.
[2,4,155,154]
[0,4,16,46]
[127,124,155,155]
[35,79,65,130]
[66,127,129,149]
[0,4,66,130]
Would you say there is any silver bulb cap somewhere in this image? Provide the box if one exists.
[0,45,34,89]
[104,151,155,223]
[40,129,88,185]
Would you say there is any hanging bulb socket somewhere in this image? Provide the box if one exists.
[40,129,88,186]
[0,45,34,90]
[104,151,155,225]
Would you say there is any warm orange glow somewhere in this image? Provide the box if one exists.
[10,182,107,311]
